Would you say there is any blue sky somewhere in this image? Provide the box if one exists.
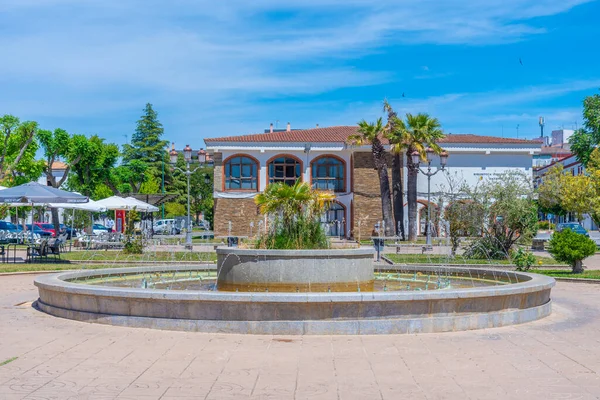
[1,0,599,148]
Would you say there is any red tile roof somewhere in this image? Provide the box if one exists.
[205,126,539,145]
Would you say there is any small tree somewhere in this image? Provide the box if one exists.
[463,171,538,260]
[548,229,596,273]
[123,209,143,254]
[255,181,334,249]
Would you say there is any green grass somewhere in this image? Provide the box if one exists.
[0,357,17,367]
[62,251,217,263]
[531,269,600,280]
[386,253,563,265]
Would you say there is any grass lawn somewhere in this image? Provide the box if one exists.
[531,269,600,280]
[386,253,563,265]
[0,262,139,273]
[62,251,217,263]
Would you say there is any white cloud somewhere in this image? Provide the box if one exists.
[0,0,594,142]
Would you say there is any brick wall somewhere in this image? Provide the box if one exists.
[352,152,393,240]
[212,152,263,237]
[212,152,223,192]
[213,198,263,237]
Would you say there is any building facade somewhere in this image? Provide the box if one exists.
[204,126,541,238]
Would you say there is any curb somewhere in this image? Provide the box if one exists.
[388,262,569,269]
[554,277,600,284]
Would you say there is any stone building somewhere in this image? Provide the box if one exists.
[204,125,541,238]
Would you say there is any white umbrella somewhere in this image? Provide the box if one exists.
[94,196,136,210]
[46,199,107,212]
[95,196,158,212]
[124,197,159,212]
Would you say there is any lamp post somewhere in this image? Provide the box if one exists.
[411,149,448,247]
[169,143,209,250]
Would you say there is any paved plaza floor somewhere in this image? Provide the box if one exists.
[1,274,600,399]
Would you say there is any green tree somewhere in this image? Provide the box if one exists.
[548,229,596,273]
[67,135,120,198]
[38,129,91,232]
[349,118,394,236]
[403,113,445,241]
[189,167,213,226]
[139,172,160,194]
[569,91,600,166]
[464,172,538,259]
[537,165,568,217]
[383,100,406,239]
[122,103,169,184]
[165,202,185,218]
[0,116,44,185]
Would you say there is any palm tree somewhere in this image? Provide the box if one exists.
[254,181,334,249]
[349,118,394,236]
[383,100,406,240]
[404,113,445,241]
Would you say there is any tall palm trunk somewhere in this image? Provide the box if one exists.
[373,141,394,236]
[391,152,405,239]
[406,148,418,241]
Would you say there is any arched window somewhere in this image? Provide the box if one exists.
[311,156,345,192]
[268,156,302,186]
[224,155,258,190]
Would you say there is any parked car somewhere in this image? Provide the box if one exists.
[92,224,109,235]
[34,222,57,237]
[153,219,181,235]
[25,224,53,237]
[0,221,23,233]
[555,223,589,237]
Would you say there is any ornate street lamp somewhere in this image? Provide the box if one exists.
[412,149,449,246]
[168,143,210,250]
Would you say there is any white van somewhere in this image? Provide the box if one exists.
[153,219,181,235]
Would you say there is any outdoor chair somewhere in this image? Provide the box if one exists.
[27,240,48,263]
[57,233,68,252]
[46,238,61,261]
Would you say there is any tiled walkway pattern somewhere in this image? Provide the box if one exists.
[1,274,600,399]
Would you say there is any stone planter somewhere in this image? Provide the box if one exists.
[216,247,375,292]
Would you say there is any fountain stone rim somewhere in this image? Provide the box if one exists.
[34,264,555,302]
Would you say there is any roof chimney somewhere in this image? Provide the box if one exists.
[286,122,291,132]
[270,123,273,133]
[316,123,319,128]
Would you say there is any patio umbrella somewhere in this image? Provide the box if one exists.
[45,199,106,212]
[0,182,88,204]
[94,196,157,211]
[0,182,88,243]
[124,197,159,212]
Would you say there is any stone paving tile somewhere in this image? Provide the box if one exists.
[2,274,600,399]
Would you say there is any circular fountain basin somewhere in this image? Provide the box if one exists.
[34,265,555,335]
[216,247,375,292]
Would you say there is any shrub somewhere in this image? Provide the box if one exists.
[548,229,596,273]
[463,235,510,260]
[512,248,536,271]
[123,238,143,254]
[254,181,333,250]
[537,221,555,230]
